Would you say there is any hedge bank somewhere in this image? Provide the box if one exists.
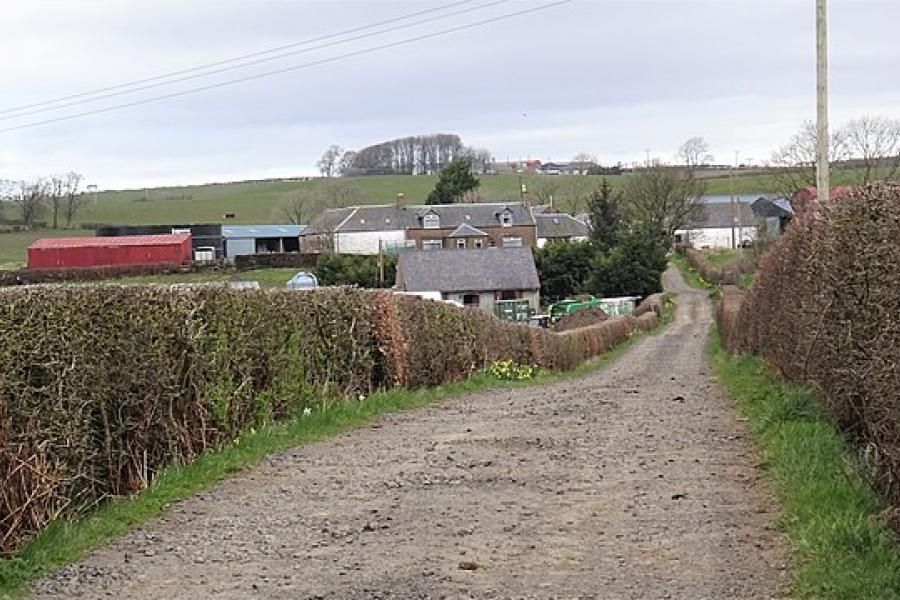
[0,287,658,553]
[681,246,753,286]
[716,183,900,524]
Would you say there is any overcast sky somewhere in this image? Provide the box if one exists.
[1,0,899,189]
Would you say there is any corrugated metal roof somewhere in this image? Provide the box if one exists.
[398,247,539,293]
[222,224,306,238]
[29,234,190,249]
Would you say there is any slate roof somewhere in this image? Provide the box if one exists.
[301,207,357,235]
[535,213,589,239]
[302,202,533,235]
[397,247,540,293]
[751,197,792,219]
[683,203,756,229]
[447,223,489,238]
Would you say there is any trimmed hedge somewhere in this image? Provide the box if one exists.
[716,183,900,521]
[682,247,753,286]
[0,263,223,287]
[0,287,660,553]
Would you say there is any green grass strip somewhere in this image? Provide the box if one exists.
[0,310,671,599]
[668,253,714,291]
[710,331,900,599]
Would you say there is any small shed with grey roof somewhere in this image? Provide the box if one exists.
[222,224,306,262]
[396,247,540,313]
[535,213,589,247]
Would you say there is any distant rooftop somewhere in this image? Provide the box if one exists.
[222,224,306,238]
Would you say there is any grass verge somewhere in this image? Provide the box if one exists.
[668,253,713,291]
[0,306,673,598]
[710,330,900,599]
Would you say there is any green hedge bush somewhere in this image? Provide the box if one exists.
[0,286,658,552]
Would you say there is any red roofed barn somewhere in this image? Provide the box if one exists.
[27,234,192,270]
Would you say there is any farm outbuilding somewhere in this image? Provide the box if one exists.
[96,224,224,261]
[222,224,306,262]
[28,234,192,269]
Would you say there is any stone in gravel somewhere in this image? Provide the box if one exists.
[458,561,480,571]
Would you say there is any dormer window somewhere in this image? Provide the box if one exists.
[423,213,440,229]
[500,211,513,227]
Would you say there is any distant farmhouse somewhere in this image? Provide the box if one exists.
[396,247,540,313]
[675,200,757,249]
[301,202,537,255]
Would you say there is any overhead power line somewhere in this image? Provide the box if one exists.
[0,0,510,122]
[0,0,477,117]
[0,0,571,134]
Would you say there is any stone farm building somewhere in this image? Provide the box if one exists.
[300,202,536,255]
[395,247,540,313]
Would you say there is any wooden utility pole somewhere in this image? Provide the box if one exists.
[730,150,739,250]
[816,0,830,204]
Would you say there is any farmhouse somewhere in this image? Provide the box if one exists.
[301,202,536,255]
[534,213,589,247]
[222,224,306,262]
[674,203,757,249]
[28,234,192,269]
[395,247,540,313]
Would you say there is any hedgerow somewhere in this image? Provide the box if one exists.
[0,286,659,553]
[716,183,900,524]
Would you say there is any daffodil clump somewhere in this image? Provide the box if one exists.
[487,360,539,381]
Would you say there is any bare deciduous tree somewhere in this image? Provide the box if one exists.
[770,120,849,197]
[841,115,900,183]
[317,145,343,177]
[47,175,65,228]
[14,178,48,228]
[62,172,85,228]
[337,150,358,176]
[677,137,712,168]
[279,190,319,225]
[315,178,366,209]
[571,152,597,165]
[622,162,706,238]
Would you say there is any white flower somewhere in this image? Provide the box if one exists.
[302,407,312,417]
[358,394,366,402]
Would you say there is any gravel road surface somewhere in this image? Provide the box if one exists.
[32,265,789,599]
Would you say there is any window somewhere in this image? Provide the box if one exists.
[502,235,523,248]
[474,239,484,249]
[456,239,466,249]
[499,211,513,227]
[423,213,440,229]
[422,239,442,251]
[462,294,480,307]
[500,290,518,300]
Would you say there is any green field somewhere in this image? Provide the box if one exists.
[0,169,833,269]
[94,267,299,288]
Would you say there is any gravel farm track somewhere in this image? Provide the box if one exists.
[32,265,790,599]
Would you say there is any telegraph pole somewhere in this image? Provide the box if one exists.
[730,149,739,249]
[816,0,830,203]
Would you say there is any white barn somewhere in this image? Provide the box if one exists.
[675,203,757,249]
